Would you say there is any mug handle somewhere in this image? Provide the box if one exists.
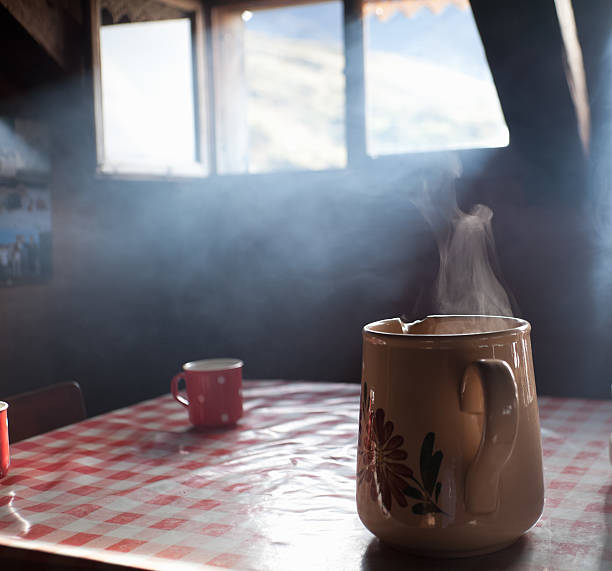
[171,373,189,407]
[460,359,519,514]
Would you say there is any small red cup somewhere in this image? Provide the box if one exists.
[171,359,243,428]
[0,402,9,478]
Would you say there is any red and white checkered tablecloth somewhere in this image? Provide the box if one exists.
[0,381,610,571]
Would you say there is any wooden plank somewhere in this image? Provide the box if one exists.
[210,0,332,11]
[344,0,367,164]
[90,0,106,168]
[0,0,80,70]
[192,4,209,171]
[211,7,249,173]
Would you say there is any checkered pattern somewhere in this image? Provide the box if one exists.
[0,382,610,570]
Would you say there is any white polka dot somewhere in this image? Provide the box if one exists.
[221,413,229,422]
[197,395,205,403]
[217,376,226,384]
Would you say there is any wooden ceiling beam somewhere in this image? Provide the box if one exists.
[1,0,82,71]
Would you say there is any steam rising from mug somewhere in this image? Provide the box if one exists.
[411,157,513,317]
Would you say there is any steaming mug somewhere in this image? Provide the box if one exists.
[171,359,243,428]
[357,315,544,557]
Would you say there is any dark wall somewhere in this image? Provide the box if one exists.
[2,1,612,415]
[48,150,443,414]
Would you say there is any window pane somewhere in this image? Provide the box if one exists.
[364,3,509,155]
[215,2,346,174]
[100,19,197,167]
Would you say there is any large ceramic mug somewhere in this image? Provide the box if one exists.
[356,315,544,557]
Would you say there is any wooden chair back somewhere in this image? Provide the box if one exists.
[3,381,87,443]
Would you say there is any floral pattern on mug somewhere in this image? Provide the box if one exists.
[403,432,447,515]
[358,406,413,511]
[358,381,446,515]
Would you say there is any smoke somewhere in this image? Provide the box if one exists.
[410,156,513,317]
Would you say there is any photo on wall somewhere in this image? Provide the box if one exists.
[0,184,52,286]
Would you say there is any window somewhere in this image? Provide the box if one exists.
[364,1,508,155]
[92,0,207,176]
[212,2,346,174]
[100,19,196,166]
[91,0,508,178]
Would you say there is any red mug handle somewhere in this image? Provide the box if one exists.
[171,373,189,407]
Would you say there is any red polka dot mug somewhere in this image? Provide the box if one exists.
[171,359,243,428]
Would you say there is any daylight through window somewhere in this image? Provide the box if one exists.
[364,1,509,156]
[100,19,199,171]
[213,2,346,174]
[92,0,509,177]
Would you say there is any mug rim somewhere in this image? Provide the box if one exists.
[183,358,243,372]
[364,315,530,339]
[0,402,7,412]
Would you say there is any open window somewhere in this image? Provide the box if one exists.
[363,0,509,156]
[90,0,508,179]
[91,0,208,177]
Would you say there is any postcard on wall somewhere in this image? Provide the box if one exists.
[0,184,52,286]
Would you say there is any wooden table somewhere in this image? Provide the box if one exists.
[0,381,611,570]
